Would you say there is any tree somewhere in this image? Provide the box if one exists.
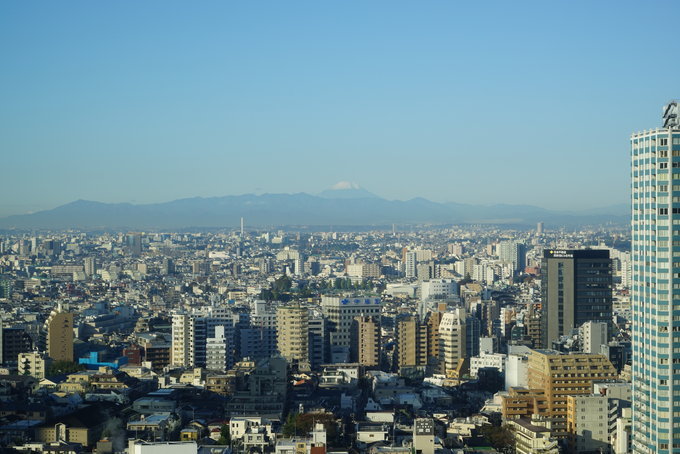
[479,424,515,454]
[282,413,339,443]
[217,424,230,445]
[47,360,85,377]
[274,275,292,292]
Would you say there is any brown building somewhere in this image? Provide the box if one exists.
[350,315,380,368]
[395,314,428,369]
[501,387,549,420]
[395,309,445,373]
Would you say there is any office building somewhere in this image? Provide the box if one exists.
[321,296,381,361]
[631,101,680,453]
[125,233,143,256]
[541,249,612,348]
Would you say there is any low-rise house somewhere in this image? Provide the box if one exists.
[34,404,118,448]
[356,423,389,445]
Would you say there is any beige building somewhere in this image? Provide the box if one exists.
[438,308,466,377]
[44,306,74,362]
[526,350,617,438]
[501,387,549,420]
[566,394,610,453]
[276,304,309,366]
[506,416,559,454]
[346,263,381,279]
[351,315,380,368]
[18,352,48,379]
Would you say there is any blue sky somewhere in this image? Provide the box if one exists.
[1,1,678,216]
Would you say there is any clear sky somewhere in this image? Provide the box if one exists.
[1,0,678,217]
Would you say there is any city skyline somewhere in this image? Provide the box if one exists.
[2,1,679,217]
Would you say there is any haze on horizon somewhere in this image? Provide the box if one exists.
[1,0,678,218]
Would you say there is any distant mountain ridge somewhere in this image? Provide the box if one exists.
[0,193,629,230]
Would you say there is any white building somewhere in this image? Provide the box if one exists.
[470,352,506,378]
[413,418,436,454]
[579,321,608,354]
[229,417,275,441]
[128,441,197,454]
[421,279,458,302]
[505,353,529,390]
[205,326,228,372]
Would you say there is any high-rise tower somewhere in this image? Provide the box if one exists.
[540,249,612,348]
[631,100,680,453]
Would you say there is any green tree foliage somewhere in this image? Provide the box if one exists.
[274,275,292,292]
[260,275,294,302]
[47,360,85,377]
[217,424,230,445]
[282,413,339,443]
[479,424,515,454]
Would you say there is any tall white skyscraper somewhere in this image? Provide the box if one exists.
[632,101,680,453]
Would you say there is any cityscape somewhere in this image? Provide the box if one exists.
[2,2,680,454]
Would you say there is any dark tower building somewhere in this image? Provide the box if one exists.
[541,249,612,348]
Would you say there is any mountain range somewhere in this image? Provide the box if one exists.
[0,186,629,230]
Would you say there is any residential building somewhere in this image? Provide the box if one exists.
[276,304,309,367]
[630,100,680,453]
[44,305,74,362]
[566,394,610,453]
[350,315,380,368]
[438,308,467,377]
[526,349,618,438]
[579,321,608,354]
